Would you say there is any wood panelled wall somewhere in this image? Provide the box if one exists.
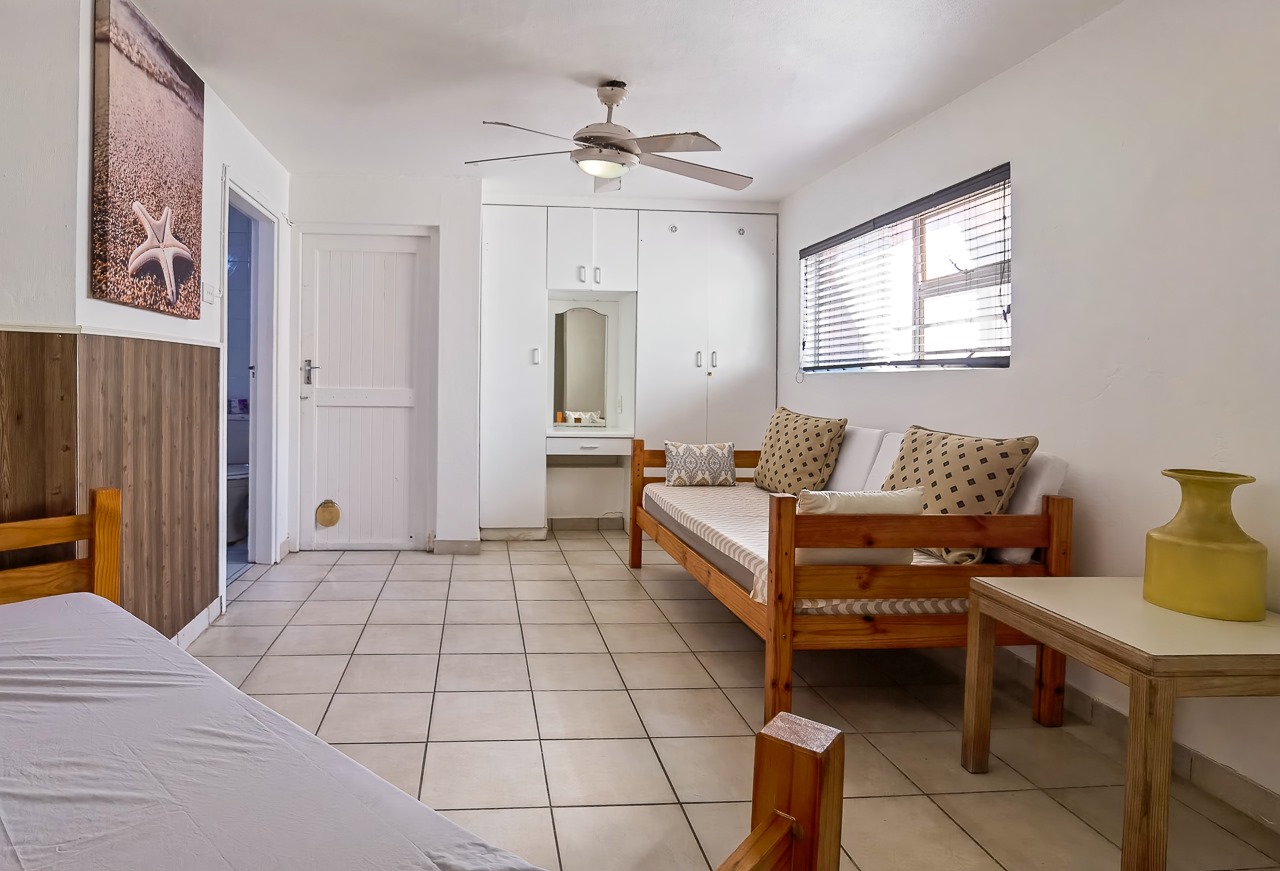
[0,332,78,569]
[78,334,219,637]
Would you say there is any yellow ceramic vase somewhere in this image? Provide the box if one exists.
[1143,469,1268,622]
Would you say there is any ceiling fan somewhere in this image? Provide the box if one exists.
[465,81,752,193]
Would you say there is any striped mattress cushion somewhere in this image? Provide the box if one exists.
[642,484,970,616]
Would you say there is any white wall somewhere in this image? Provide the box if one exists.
[290,174,481,545]
[778,0,1280,791]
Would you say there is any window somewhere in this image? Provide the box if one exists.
[800,164,1012,372]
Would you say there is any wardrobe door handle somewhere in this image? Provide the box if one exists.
[532,348,541,365]
[710,351,718,368]
[577,265,587,283]
[594,266,602,284]
[695,351,703,368]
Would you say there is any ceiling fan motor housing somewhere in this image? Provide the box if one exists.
[572,122,638,152]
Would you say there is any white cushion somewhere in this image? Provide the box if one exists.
[865,432,905,491]
[824,426,887,493]
[796,487,924,566]
[991,452,1069,564]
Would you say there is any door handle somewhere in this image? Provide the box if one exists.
[695,351,703,368]
[577,265,587,283]
[532,348,541,365]
[594,266,602,284]
[303,359,321,385]
[710,351,718,368]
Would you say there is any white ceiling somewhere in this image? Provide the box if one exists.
[138,0,1121,202]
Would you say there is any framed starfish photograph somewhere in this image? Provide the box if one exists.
[91,0,204,319]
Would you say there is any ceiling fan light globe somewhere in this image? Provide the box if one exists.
[578,159,629,179]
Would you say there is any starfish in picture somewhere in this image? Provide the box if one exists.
[127,201,193,304]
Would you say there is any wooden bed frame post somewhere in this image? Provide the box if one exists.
[1033,495,1073,727]
[717,712,845,871]
[765,494,797,722]
[629,439,646,569]
[90,488,123,605]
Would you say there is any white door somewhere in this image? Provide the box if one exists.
[300,233,431,549]
[480,206,549,529]
[546,207,594,291]
[591,209,638,292]
[636,211,710,446]
[706,213,778,446]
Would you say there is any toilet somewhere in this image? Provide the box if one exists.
[227,417,250,544]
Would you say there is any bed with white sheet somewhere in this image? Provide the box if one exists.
[0,592,543,871]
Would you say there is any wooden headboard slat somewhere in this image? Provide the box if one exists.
[0,515,94,553]
[0,489,121,606]
[0,559,93,605]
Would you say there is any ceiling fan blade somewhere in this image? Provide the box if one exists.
[638,153,753,190]
[594,175,622,193]
[464,150,572,166]
[482,121,581,144]
[628,132,721,153]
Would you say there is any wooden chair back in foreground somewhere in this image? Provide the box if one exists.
[0,488,122,606]
[717,712,845,871]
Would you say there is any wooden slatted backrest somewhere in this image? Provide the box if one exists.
[0,488,122,605]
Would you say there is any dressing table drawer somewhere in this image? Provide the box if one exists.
[546,437,632,457]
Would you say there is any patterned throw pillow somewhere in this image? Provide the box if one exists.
[752,408,848,496]
[882,425,1040,565]
[665,442,737,487]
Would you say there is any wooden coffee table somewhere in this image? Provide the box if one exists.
[961,576,1280,871]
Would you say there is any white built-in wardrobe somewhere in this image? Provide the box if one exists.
[480,204,777,534]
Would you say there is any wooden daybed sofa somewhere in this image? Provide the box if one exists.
[630,426,1074,726]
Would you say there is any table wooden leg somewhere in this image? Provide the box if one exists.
[961,598,996,774]
[1123,675,1175,871]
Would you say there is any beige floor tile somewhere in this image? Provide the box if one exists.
[543,739,675,806]
[430,691,538,741]
[521,624,607,654]
[600,623,690,653]
[280,551,341,566]
[631,689,752,737]
[1050,785,1274,871]
[614,652,716,689]
[657,599,741,623]
[308,581,384,601]
[441,808,560,871]
[556,538,615,551]
[480,541,509,552]
[514,579,582,598]
[215,601,300,626]
[989,726,1124,788]
[588,600,668,623]
[695,651,770,688]
[451,565,515,582]
[507,539,562,552]
[447,600,521,624]
[436,653,530,691]
[250,693,331,733]
[449,580,516,600]
[334,743,425,796]
[723,686,847,733]
[395,551,453,565]
[259,564,330,582]
[630,566,695,581]
[238,564,271,581]
[195,655,259,687]
[388,564,452,581]
[517,600,594,624]
[235,581,319,601]
[189,625,282,656]
[793,650,897,687]
[338,654,438,693]
[325,564,392,582]
[528,653,623,690]
[818,686,954,732]
[378,582,450,602]
[441,623,525,654]
[867,731,1032,793]
[1168,779,1280,863]
[420,741,548,809]
[318,692,433,742]
[906,682,1039,730]
[684,802,753,869]
[534,690,646,739]
[653,736,755,802]
[551,530,606,540]
[564,550,624,566]
[553,804,707,871]
[289,599,374,625]
[241,654,349,694]
[841,796,1000,871]
[509,551,569,565]
[354,624,443,654]
[674,622,763,652]
[336,550,398,565]
[935,789,1120,870]
[452,551,513,565]
[511,565,575,582]
[569,565,636,581]
[225,580,253,601]
[577,579,649,600]
[639,579,713,600]
[368,599,447,624]
[268,624,363,655]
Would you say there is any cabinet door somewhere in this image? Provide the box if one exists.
[591,209,638,292]
[636,211,710,445]
[546,207,593,291]
[706,212,778,447]
[481,206,548,528]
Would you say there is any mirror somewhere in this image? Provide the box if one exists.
[553,308,607,425]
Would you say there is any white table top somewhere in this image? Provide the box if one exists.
[973,576,1280,659]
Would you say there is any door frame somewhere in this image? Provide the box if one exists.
[296,225,438,550]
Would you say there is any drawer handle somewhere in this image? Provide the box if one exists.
[579,444,600,450]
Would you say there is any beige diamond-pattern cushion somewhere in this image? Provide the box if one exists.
[665,441,737,486]
[752,408,848,496]
[882,425,1040,565]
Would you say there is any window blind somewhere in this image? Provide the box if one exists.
[800,164,1012,372]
